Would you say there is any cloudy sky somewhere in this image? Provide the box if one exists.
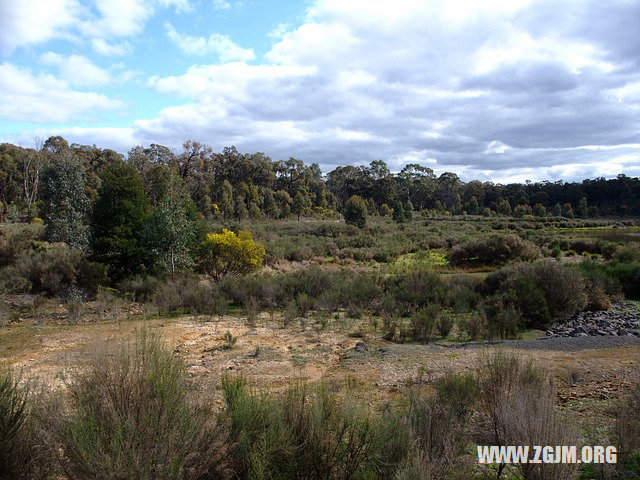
[1,0,640,182]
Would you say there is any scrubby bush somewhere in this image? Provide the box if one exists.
[437,311,455,338]
[46,331,229,479]
[476,351,578,480]
[0,223,44,267]
[221,376,410,480]
[390,270,446,313]
[14,245,106,298]
[613,381,640,476]
[445,275,481,313]
[411,305,439,343]
[402,373,476,478]
[483,260,588,330]
[153,275,226,314]
[118,275,162,302]
[449,233,539,266]
[0,370,50,480]
[0,265,31,294]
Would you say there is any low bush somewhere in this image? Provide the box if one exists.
[153,275,227,315]
[483,260,589,330]
[221,376,410,479]
[0,370,50,480]
[14,244,106,298]
[0,223,44,267]
[476,351,578,480]
[449,233,539,266]
[390,270,446,313]
[436,310,455,338]
[46,331,229,480]
[118,275,162,302]
[612,381,640,476]
[411,305,439,343]
[0,265,32,294]
[402,373,476,478]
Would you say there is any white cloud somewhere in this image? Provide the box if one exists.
[165,23,255,61]
[138,0,640,180]
[40,52,112,88]
[0,0,81,55]
[79,0,151,38]
[4,0,640,182]
[212,0,231,10]
[91,38,131,56]
[0,63,122,123]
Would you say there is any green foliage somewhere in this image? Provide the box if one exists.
[483,260,589,332]
[404,200,414,221]
[15,244,106,297]
[40,160,90,249]
[221,376,409,479]
[411,304,439,343]
[613,382,640,477]
[0,370,50,480]
[47,331,229,480]
[343,195,367,228]
[476,351,578,480]
[144,172,204,276]
[449,233,540,266]
[392,201,405,223]
[91,162,151,281]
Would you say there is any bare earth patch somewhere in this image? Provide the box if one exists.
[2,310,638,429]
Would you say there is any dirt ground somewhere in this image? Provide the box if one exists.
[1,309,638,431]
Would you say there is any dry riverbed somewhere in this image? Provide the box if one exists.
[1,309,638,431]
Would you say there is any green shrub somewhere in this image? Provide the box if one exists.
[445,275,481,313]
[343,195,367,228]
[405,373,476,478]
[91,162,152,281]
[118,275,162,302]
[0,223,44,267]
[14,245,106,298]
[153,275,225,314]
[47,331,229,480]
[221,376,409,479]
[390,270,446,313]
[0,265,31,294]
[411,305,439,343]
[449,234,539,266]
[437,311,455,338]
[0,370,50,480]
[613,381,640,477]
[476,351,578,480]
[340,273,382,310]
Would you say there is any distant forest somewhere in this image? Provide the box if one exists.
[1,135,639,222]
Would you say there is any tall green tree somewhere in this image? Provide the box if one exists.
[343,195,367,228]
[392,201,405,223]
[91,163,151,280]
[404,200,414,221]
[292,190,310,220]
[576,197,588,218]
[144,173,203,276]
[40,159,90,249]
[220,180,235,219]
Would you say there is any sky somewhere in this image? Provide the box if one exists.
[1,0,640,183]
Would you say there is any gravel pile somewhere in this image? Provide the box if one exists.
[546,302,640,338]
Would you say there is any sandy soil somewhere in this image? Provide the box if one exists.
[1,311,638,427]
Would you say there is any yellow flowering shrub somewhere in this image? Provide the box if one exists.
[198,229,265,281]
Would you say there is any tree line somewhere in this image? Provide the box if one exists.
[1,136,639,225]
